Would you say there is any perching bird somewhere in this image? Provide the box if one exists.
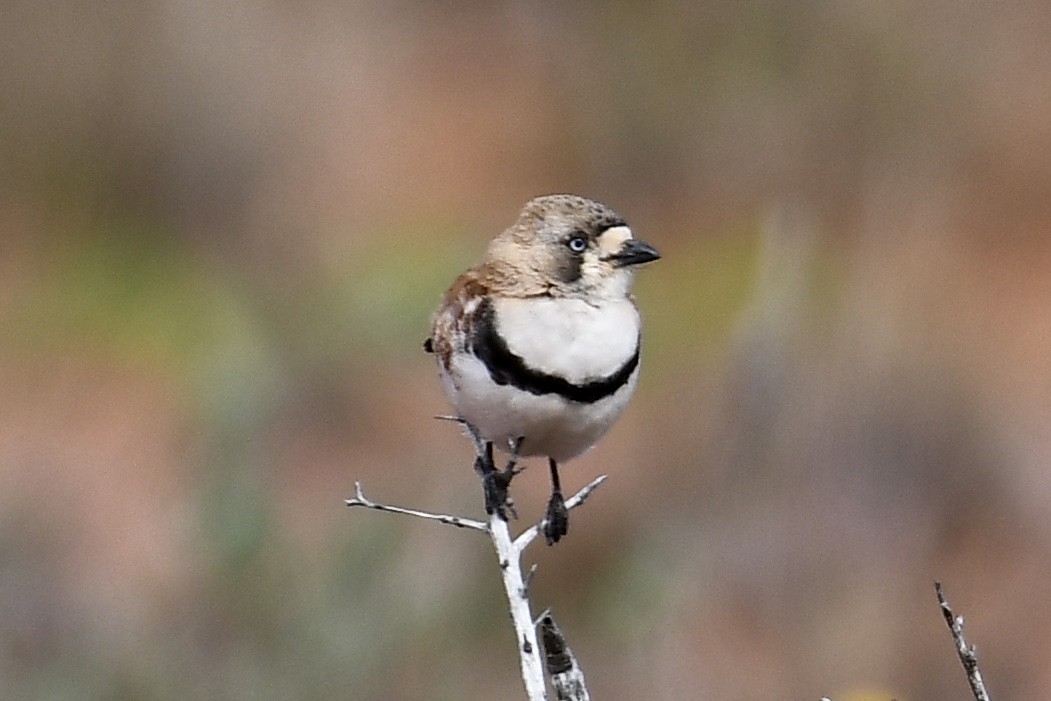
[425,194,659,544]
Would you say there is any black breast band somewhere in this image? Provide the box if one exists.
[470,298,639,404]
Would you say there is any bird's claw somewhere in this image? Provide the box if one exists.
[473,436,525,521]
[543,491,569,545]
[476,450,520,520]
[482,468,518,520]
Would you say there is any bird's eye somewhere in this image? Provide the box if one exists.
[567,236,587,253]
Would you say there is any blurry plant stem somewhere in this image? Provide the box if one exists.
[935,581,992,701]
[346,476,605,701]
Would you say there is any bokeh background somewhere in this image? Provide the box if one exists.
[3,2,1051,699]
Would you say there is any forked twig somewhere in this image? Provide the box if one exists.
[347,473,607,700]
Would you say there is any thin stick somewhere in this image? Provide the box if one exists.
[346,476,607,701]
[935,581,992,701]
[345,482,487,532]
[489,511,549,700]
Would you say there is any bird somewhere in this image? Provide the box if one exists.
[424,194,660,544]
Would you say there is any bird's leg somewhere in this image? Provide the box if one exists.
[499,436,526,479]
[493,436,527,520]
[473,437,526,521]
[474,440,507,520]
[543,458,569,545]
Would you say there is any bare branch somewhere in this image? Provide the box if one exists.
[346,455,607,700]
[540,614,590,701]
[488,511,548,700]
[345,482,488,532]
[935,581,992,701]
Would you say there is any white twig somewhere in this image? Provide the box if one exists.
[346,476,607,701]
[489,511,549,700]
[494,476,607,700]
[935,581,992,701]
[345,482,487,532]
[540,614,590,701]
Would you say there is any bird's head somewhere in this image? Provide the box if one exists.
[485,194,660,300]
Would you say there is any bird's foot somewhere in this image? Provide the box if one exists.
[543,490,569,545]
[474,444,525,521]
[482,466,518,521]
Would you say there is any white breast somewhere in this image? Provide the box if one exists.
[438,295,642,461]
[493,296,640,383]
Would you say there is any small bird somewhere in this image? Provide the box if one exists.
[425,194,660,544]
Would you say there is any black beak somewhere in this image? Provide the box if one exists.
[607,238,661,268]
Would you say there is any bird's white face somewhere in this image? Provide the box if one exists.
[595,225,634,257]
[575,225,639,300]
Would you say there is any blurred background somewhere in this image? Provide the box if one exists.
[2,1,1050,699]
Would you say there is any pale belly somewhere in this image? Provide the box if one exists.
[435,295,642,462]
[440,349,639,462]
